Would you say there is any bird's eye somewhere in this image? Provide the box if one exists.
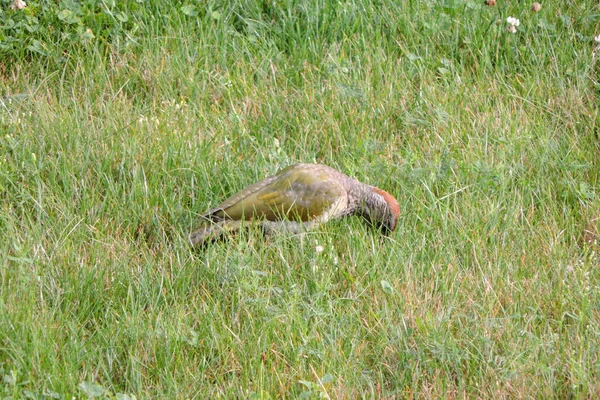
[379,222,392,235]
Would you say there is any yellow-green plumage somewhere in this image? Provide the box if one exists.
[190,163,399,246]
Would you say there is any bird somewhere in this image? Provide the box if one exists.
[189,163,400,246]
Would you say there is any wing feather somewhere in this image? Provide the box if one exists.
[203,164,348,223]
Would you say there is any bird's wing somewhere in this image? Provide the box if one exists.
[205,164,347,222]
[201,174,280,221]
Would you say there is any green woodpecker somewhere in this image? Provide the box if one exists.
[190,163,399,246]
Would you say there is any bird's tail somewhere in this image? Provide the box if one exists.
[189,220,242,246]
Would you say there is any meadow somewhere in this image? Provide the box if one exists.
[1,0,600,397]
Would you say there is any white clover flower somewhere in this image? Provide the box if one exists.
[506,17,520,33]
[315,245,324,254]
[595,35,600,44]
[507,17,520,27]
[10,0,27,10]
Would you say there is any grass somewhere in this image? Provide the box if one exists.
[1,0,600,397]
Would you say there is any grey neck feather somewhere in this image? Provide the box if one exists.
[347,182,394,232]
[347,183,382,214]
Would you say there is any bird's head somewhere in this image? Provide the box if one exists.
[358,187,400,234]
[373,188,400,233]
